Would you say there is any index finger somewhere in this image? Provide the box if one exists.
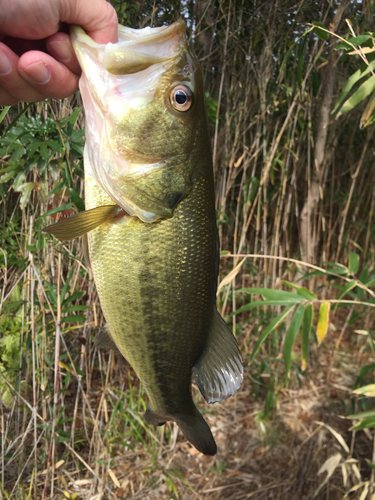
[60,0,118,44]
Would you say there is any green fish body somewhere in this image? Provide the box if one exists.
[60,22,243,455]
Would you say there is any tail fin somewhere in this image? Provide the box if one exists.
[176,409,217,456]
[145,406,217,456]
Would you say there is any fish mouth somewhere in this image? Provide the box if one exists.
[71,21,187,75]
[106,21,187,74]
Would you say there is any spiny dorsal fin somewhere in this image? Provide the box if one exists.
[193,309,243,404]
[43,205,122,241]
[95,325,120,351]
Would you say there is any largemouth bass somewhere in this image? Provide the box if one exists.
[45,21,243,456]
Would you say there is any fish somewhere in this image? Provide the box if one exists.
[44,21,243,456]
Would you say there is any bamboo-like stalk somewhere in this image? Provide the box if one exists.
[43,252,61,499]
[335,135,370,262]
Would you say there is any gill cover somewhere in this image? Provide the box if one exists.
[71,22,200,222]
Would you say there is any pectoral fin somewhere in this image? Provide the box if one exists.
[193,309,243,404]
[43,205,123,241]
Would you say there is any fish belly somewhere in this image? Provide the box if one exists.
[85,172,218,416]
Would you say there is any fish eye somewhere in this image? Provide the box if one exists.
[170,85,193,112]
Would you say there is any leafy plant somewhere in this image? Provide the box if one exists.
[233,252,375,380]
[0,108,84,210]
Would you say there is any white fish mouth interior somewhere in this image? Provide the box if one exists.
[72,22,186,72]
[71,22,187,223]
[111,23,186,59]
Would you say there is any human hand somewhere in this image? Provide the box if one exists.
[0,0,118,105]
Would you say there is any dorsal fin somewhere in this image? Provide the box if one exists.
[193,309,243,404]
[43,205,123,241]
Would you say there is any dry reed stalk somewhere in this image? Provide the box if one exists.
[336,133,371,262]
[212,0,231,172]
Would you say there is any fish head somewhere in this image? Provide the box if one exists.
[71,21,207,222]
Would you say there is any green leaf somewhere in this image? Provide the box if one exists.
[69,106,83,123]
[48,160,62,181]
[350,415,375,431]
[284,304,304,376]
[250,306,294,362]
[317,302,330,345]
[48,180,64,196]
[365,277,375,288]
[15,182,36,209]
[61,305,90,313]
[334,279,357,310]
[0,106,10,125]
[312,22,328,41]
[336,34,371,51]
[27,140,44,156]
[239,287,307,302]
[353,384,375,397]
[55,435,71,443]
[11,144,25,163]
[61,315,86,324]
[39,142,50,161]
[332,60,375,115]
[13,171,26,191]
[0,164,20,175]
[61,266,74,304]
[0,170,17,182]
[301,303,313,371]
[282,281,317,300]
[45,281,57,305]
[349,252,359,274]
[62,291,85,306]
[37,157,47,173]
[68,187,85,211]
[1,103,33,139]
[348,409,375,420]
[232,299,307,315]
[340,76,375,115]
[0,300,27,317]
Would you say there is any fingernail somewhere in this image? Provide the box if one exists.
[48,39,72,62]
[24,61,51,84]
[0,51,12,75]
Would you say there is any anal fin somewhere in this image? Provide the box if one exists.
[193,309,243,404]
[43,205,124,241]
[145,406,217,456]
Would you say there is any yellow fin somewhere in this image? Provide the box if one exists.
[43,205,121,241]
